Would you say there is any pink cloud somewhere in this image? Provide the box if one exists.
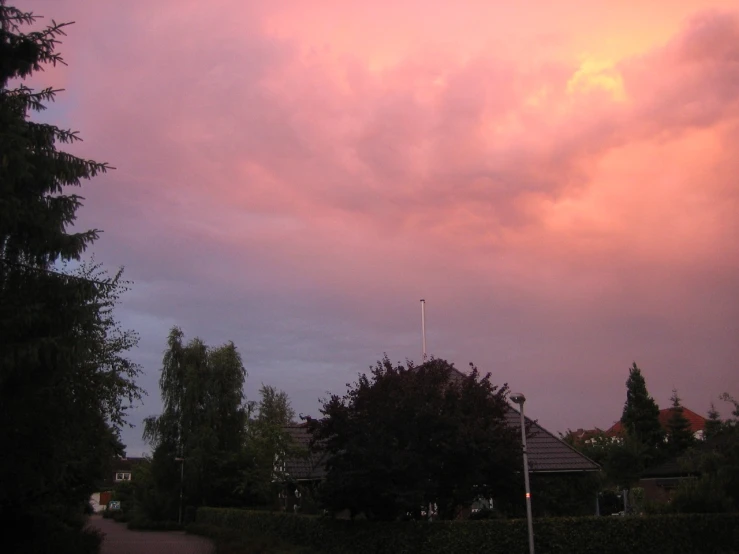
[15,0,739,451]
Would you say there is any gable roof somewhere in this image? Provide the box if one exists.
[504,406,600,472]
[112,457,146,472]
[440,364,599,472]
[282,424,328,481]
[606,407,707,437]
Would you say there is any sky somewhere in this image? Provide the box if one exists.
[17,0,739,456]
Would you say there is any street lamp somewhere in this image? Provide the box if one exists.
[510,392,535,554]
[175,457,185,525]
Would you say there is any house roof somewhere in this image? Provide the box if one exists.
[606,407,707,437]
[283,425,328,481]
[565,428,605,445]
[284,365,599,479]
[640,457,693,479]
[443,364,599,472]
[112,457,146,472]
[504,406,600,472]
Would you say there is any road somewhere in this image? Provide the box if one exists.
[89,515,214,554]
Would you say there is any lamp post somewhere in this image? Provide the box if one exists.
[175,457,185,525]
[510,392,535,554]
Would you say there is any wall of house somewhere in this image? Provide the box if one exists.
[639,478,678,503]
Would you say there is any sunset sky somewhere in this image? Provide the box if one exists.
[19,0,739,455]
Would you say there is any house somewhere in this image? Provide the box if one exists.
[279,424,328,484]
[605,407,707,440]
[638,457,696,503]
[565,428,607,447]
[89,455,146,513]
[279,365,599,517]
[441,365,600,474]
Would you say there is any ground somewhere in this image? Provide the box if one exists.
[89,515,214,554]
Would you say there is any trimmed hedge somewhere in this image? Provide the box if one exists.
[194,507,739,554]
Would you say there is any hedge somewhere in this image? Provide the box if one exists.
[193,507,739,554]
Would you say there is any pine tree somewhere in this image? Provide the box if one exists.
[620,362,664,449]
[704,402,722,441]
[1,3,141,549]
[666,388,694,455]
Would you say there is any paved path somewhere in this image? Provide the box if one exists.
[89,515,215,554]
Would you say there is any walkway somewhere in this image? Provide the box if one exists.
[89,515,214,554]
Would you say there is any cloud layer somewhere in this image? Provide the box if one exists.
[17,0,739,454]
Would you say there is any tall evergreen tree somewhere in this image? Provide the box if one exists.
[1,3,141,551]
[666,388,694,456]
[620,363,663,449]
[704,402,723,441]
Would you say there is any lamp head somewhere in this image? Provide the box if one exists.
[510,392,526,405]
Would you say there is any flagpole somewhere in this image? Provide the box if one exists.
[421,299,427,362]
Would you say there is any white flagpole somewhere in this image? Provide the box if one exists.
[421,299,427,362]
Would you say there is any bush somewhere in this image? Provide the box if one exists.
[6,512,103,554]
[188,523,321,554]
[194,507,739,554]
[111,509,130,523]
[468,508,506,520]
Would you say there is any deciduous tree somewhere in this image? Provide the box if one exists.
[307,357,520,521]
[143,328,247,514]
[243,385,300,504]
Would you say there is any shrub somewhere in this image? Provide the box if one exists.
[111,510,130,523]
[194,507,739,554]
[6,512,103,554]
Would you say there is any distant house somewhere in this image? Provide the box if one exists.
[605,407,707,440]
[279,425,328,484]
[638,457,696,502]
[565,428,607,447]
[89,455,146,513]
[280,366,600,510]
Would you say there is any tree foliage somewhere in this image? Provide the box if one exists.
[665,388,694,456]
[704,402,723,441]
[307,357,521,521]
[143,327,247,515]
[669,393,739,513]
[242,385,301,504]
[621,363,663,449]
[1,3,142,551]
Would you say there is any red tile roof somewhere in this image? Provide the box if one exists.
[606,407,706,437]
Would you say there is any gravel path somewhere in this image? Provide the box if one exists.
[89,516,215,554]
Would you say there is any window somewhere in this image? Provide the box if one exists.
[115,472,131,482]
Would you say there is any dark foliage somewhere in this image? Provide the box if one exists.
[195,507,739,554]
[621,363,663,450]
[665,389,695,456]
[141,327,248,519]
[307,357,520,520]
[669,393,739,513]
[0,2,141,550]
